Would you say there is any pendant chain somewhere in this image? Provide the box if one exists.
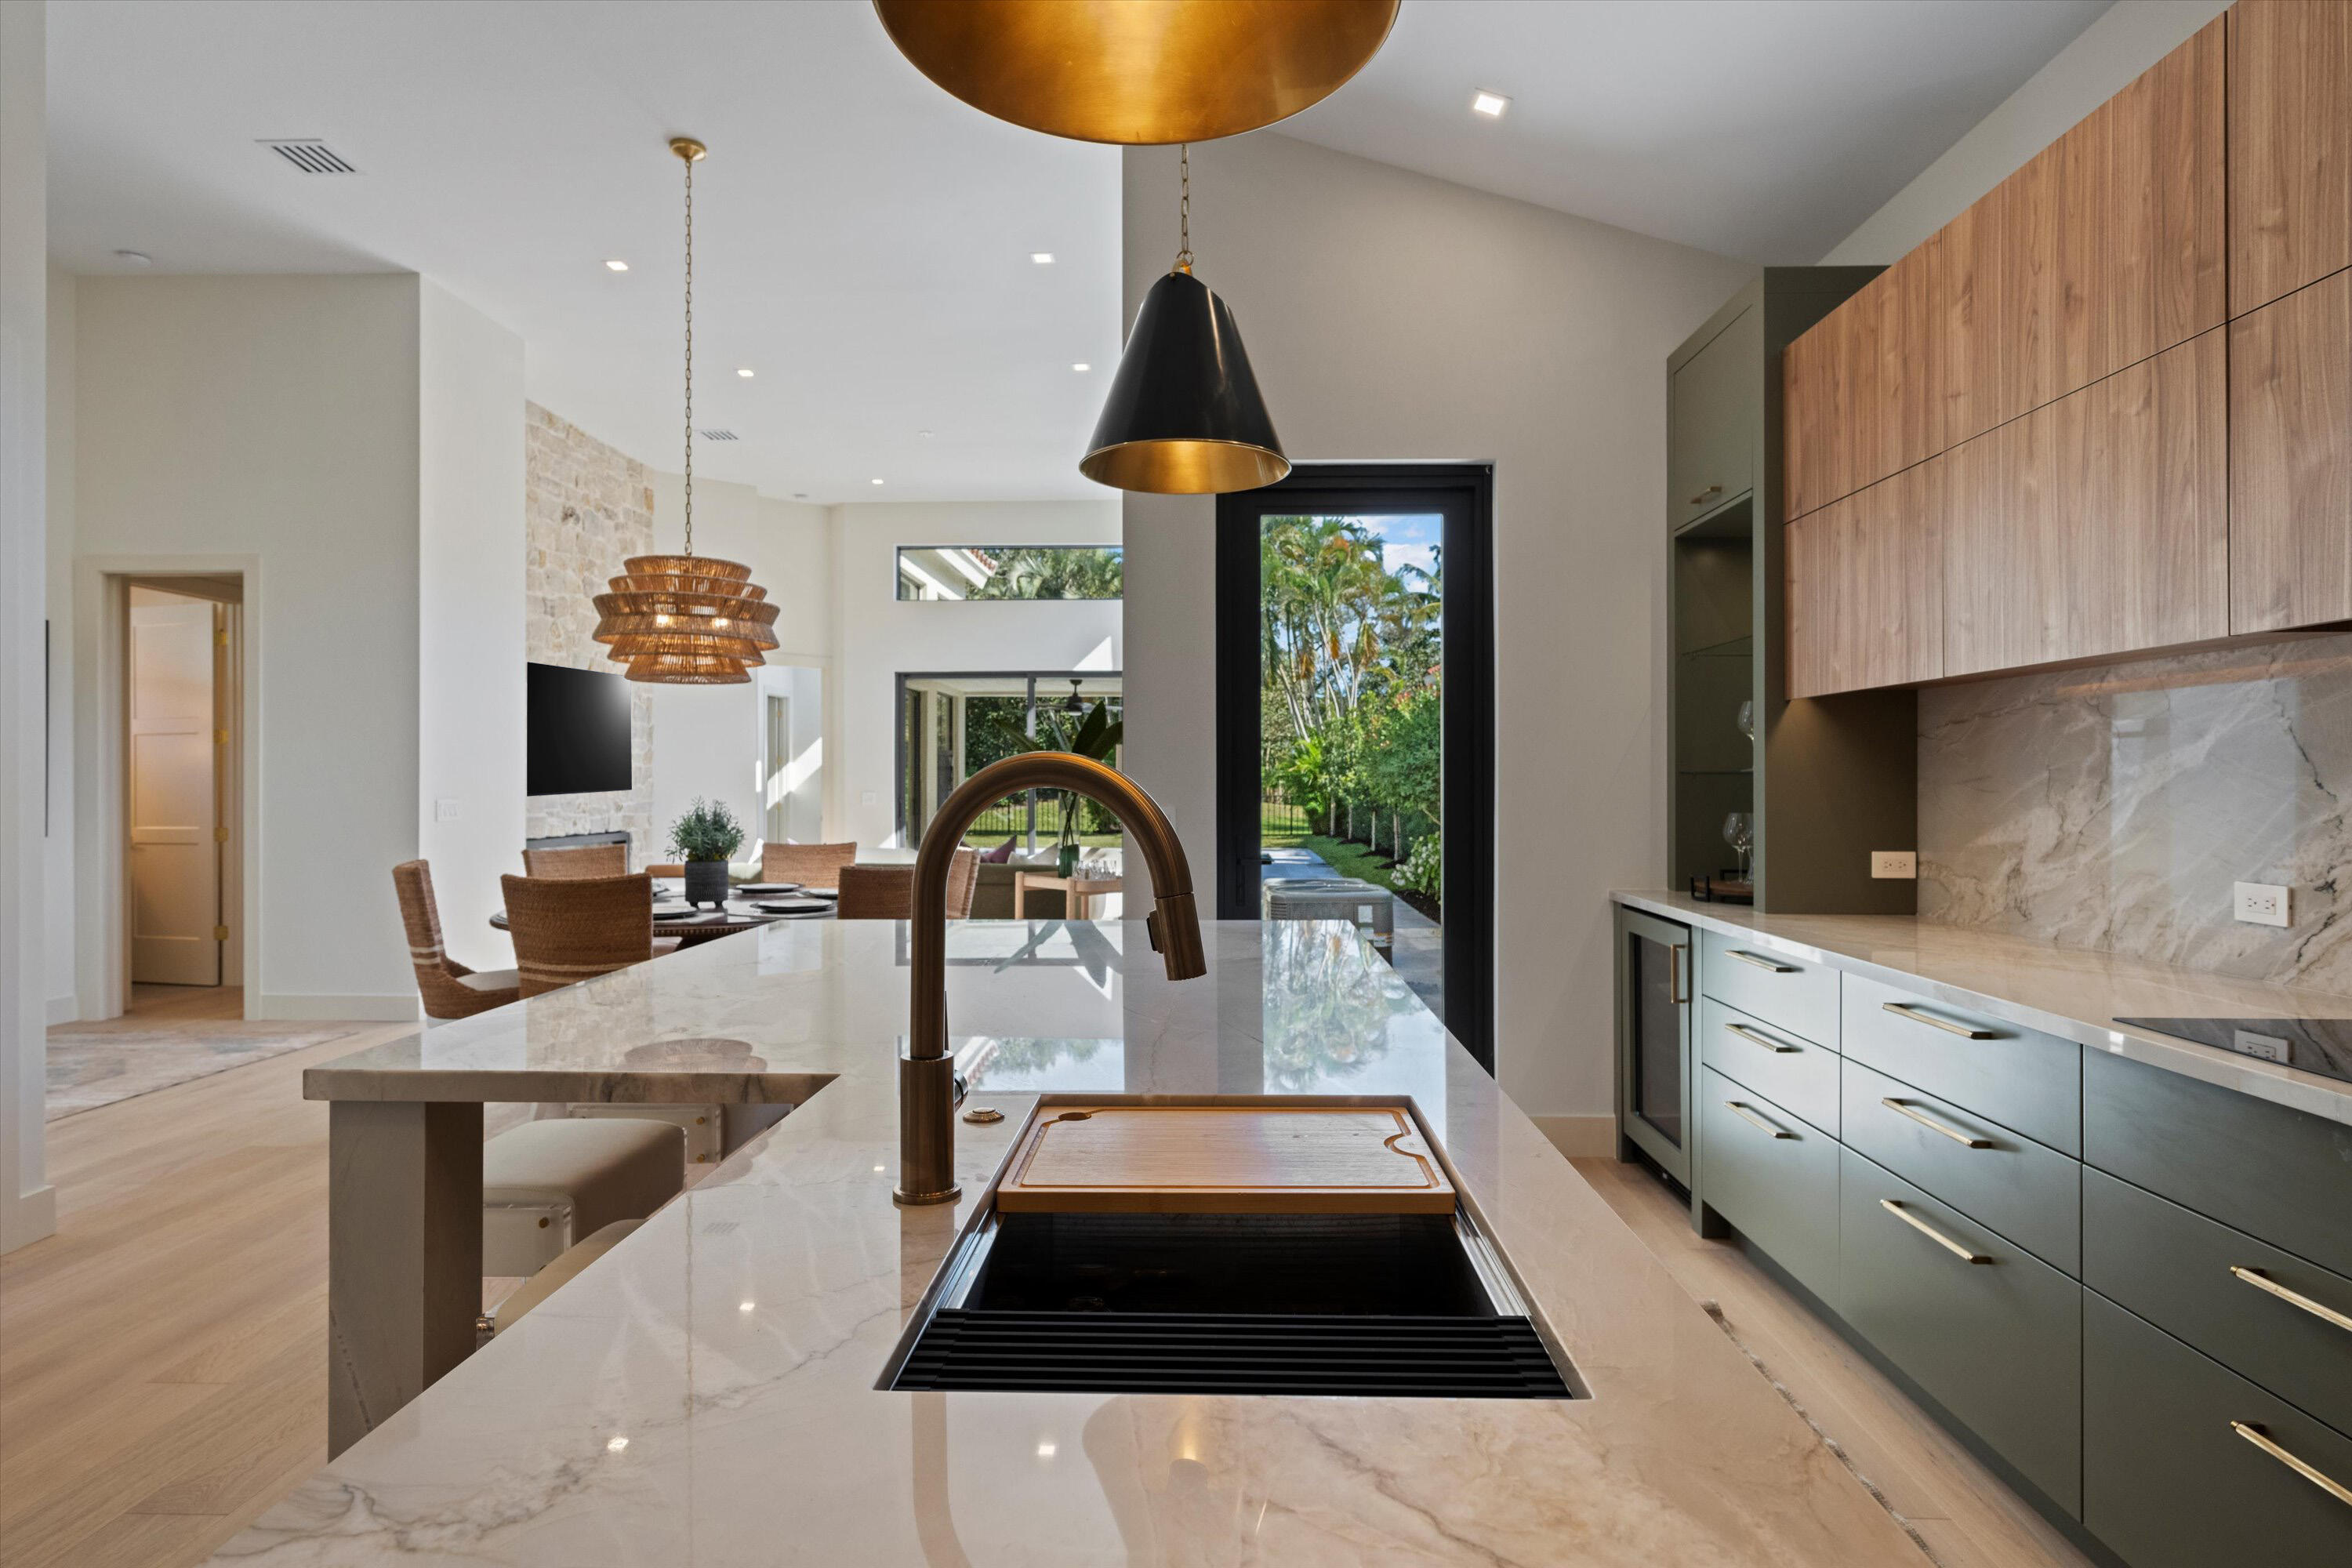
[682,147,695,558]
[1176,143,1192,271]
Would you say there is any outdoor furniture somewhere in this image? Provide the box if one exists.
[836,849,978,920]
[523,842,628,879]
[391,860,520,1019]
[501,873,661,996]
[480,1119,684,1276]
[488,1219,645,1336]
[1262,876,1396,952]
[1013,870,1123,919]
[761,841,858,890]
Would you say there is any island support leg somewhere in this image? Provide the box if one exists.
[327,1099,483,1457]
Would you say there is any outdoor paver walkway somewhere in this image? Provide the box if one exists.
[1258,847,1444,1018]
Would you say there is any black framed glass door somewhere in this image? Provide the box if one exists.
[1214,464,1495,1071]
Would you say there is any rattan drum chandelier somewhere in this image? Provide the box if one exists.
[593,137,779,685]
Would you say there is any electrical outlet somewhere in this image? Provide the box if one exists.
[1871,850,1917,880]
[2234,881,2290,927]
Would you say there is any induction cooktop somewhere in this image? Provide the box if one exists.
[2112,1018,2352,1087]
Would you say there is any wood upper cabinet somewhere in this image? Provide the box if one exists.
[2230,270,2352,633]
[1786,453,1945,698]
[2230,0,2352,317]
[1783,17,2223,521]
[1944,330,2228,677]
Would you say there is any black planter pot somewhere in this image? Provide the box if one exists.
[683,859,730,909]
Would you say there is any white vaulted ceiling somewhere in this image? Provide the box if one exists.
[46,1,2108,501]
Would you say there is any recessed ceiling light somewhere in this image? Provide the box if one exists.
[918,430,934,439]
[1471,90,1511,118]
[1031,252,1055,264]
[113,249,153,266]
[739,1300,756,1312]
[1036,1440,1058,1458]
[604,259,630,272]
[872,478,886,486]
[1072,362,1091,372]
[606,1436,630,1453]
[736,367,754,378]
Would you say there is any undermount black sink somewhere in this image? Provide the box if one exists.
[886,1209,1579,1399]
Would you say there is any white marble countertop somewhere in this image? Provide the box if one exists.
[1614,891,2352,1127]
[218,919,1921,1565]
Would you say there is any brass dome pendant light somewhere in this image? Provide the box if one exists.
[1081,143,1288,494]
[872,0,1399,145]
[593,138,779,685]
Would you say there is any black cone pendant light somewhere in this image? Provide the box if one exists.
[872,0,1399,147]
[1081,145,1288,495]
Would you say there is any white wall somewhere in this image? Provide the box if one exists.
[44,265,75,1024]
[1820,0,2232,264]
[418,281,524,974]
[645,470,832,858]
[829,500,1123,848]
[0,0,58,1252]
[1118,134,1753,1130]
[74,275,423,1018]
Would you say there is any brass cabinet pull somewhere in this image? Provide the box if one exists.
[1879,1198,1991,1263]
[1880,1096,1994,1149]
[1880,1000,1997,1039]
[1667,943,1690,1005]
[2231,1265,2352,1334]
[1726,1021,1798,1053]
[1726,948,1798,974]
[1688,484,1724,505]
[2230,1421,2352,1508]
[1726,1101,1795,1139]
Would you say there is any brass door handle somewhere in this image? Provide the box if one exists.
[1726,1021,1798,1053]
[2231,1265,2352,1334]
[1880,1001,1996,1039]
[1726,949,1798,974]
[1688,484,1724,506]
[1879,1198,1991,1263]
[1725,1101,1795,1138]
[2230,1421,2352,1508]
[1881,1097,1994,1149]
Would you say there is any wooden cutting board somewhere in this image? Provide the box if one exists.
[994,1105,1455,1214]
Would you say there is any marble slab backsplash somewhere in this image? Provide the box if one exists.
[1918,633,2352,996]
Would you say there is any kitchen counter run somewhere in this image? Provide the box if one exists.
[1614,891,2352,1127]
[219,917,1920,1565]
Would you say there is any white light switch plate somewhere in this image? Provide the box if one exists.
[1871,850,1917,879]
[434,797,461,822]
[2234,881,2290,927]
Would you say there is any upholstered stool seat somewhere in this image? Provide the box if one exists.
[490,1218,645,1335]
[481,1118,684,1276]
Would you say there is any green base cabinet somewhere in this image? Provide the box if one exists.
[1699,1066,1839,1301]
[1838,1147,2082,1515]
[2085,1291,2352,1567]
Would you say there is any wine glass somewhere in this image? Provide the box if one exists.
[1736,700,1755,743]
[1722,811,1754,880]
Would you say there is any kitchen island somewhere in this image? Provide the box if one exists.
[219,918,1922,1564]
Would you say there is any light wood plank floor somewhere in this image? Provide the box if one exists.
[1574,1156,2099,1568]
[0,1024,409,1568]
[122,985,248,1025]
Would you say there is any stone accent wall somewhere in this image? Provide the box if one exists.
[1919,633,2352,996]
[524,402,656,863]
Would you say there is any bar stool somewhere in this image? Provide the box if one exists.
[488,1218,645,1336]
[481,1118,684,1276]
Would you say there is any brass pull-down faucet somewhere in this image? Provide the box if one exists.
[895,753,1207,1205]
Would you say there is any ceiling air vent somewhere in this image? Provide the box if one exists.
[260,140,358,174]
[698,428,740,441]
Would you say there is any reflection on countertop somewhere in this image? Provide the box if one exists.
[224,918,1918,1566]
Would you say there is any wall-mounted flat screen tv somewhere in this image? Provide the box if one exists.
[527,661,632,796]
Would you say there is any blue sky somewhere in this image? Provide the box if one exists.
[1356,513,1441,579]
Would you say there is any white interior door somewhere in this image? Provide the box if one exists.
[129,596,221,985]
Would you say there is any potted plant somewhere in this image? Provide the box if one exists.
[668,797,745,909]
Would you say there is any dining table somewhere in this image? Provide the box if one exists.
[488,883,837,946]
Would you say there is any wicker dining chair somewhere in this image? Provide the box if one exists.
[523,843,628,879]
[833,849,978,920]
[393,860,521,1018]
[760,840,859,889]
[502,873,658,996]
